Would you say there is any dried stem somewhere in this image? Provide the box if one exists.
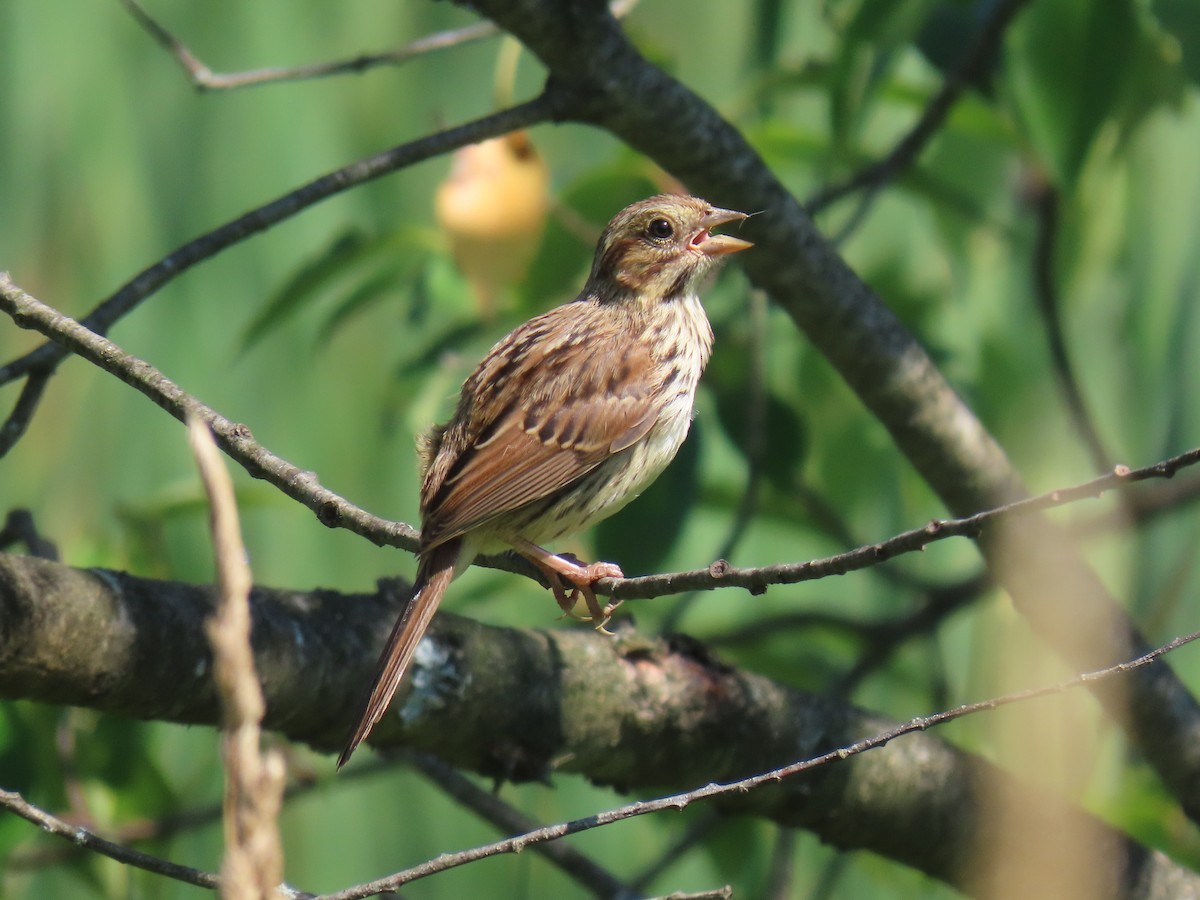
[189,415,286,899]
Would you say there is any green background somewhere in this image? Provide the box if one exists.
[3,0,1200,896]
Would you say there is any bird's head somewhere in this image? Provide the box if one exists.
[586,194,752,302]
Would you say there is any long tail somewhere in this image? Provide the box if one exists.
[337,538,461,768]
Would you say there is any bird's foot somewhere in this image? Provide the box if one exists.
[511,540,622,631]
[574,562,623,634]
[541,570,588,619]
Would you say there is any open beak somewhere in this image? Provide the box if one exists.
[692,206,753,257]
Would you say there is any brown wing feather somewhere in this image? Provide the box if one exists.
[419,300,663,549]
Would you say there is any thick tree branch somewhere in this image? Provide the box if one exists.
[336,630,1200,900]
[458,0,1200,823]
[1,551,1196,898]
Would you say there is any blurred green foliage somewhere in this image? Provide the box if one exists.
[3,0,1200,897]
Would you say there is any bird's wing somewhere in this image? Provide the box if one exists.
[419,302,664,548]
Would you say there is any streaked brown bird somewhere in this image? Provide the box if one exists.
[338,193,751,767]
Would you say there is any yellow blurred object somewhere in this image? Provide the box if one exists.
[435,131,550,317]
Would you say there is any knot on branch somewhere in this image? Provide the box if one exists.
[708,559,731,578]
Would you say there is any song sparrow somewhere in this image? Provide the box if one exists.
[338,193,751,767]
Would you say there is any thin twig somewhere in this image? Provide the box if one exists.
[0,369,50,458]
[806,0,1032,216]
[408,753,638,898]
[119,0,496,90]
[785,477,951,594]
[0,788,220,890]
[600,448,1200,600]
[119,0,640,92]
[0,273,420,555]
[6,759,396,874]
[318,627,1200,898]
[1030,180,1115,474]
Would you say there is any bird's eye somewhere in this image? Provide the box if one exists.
[647,218,674,240]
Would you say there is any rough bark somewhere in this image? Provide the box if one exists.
[1,551,1196,898]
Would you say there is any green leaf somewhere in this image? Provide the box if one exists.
[240,228,371,352]
[241,226,441,352]
[1008,0,1185,186]
[828,0,944,147]
[315,258,420,348]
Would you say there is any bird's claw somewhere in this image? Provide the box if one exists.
[541,559,622,629]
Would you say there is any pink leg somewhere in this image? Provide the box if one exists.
[509,537,623,632]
